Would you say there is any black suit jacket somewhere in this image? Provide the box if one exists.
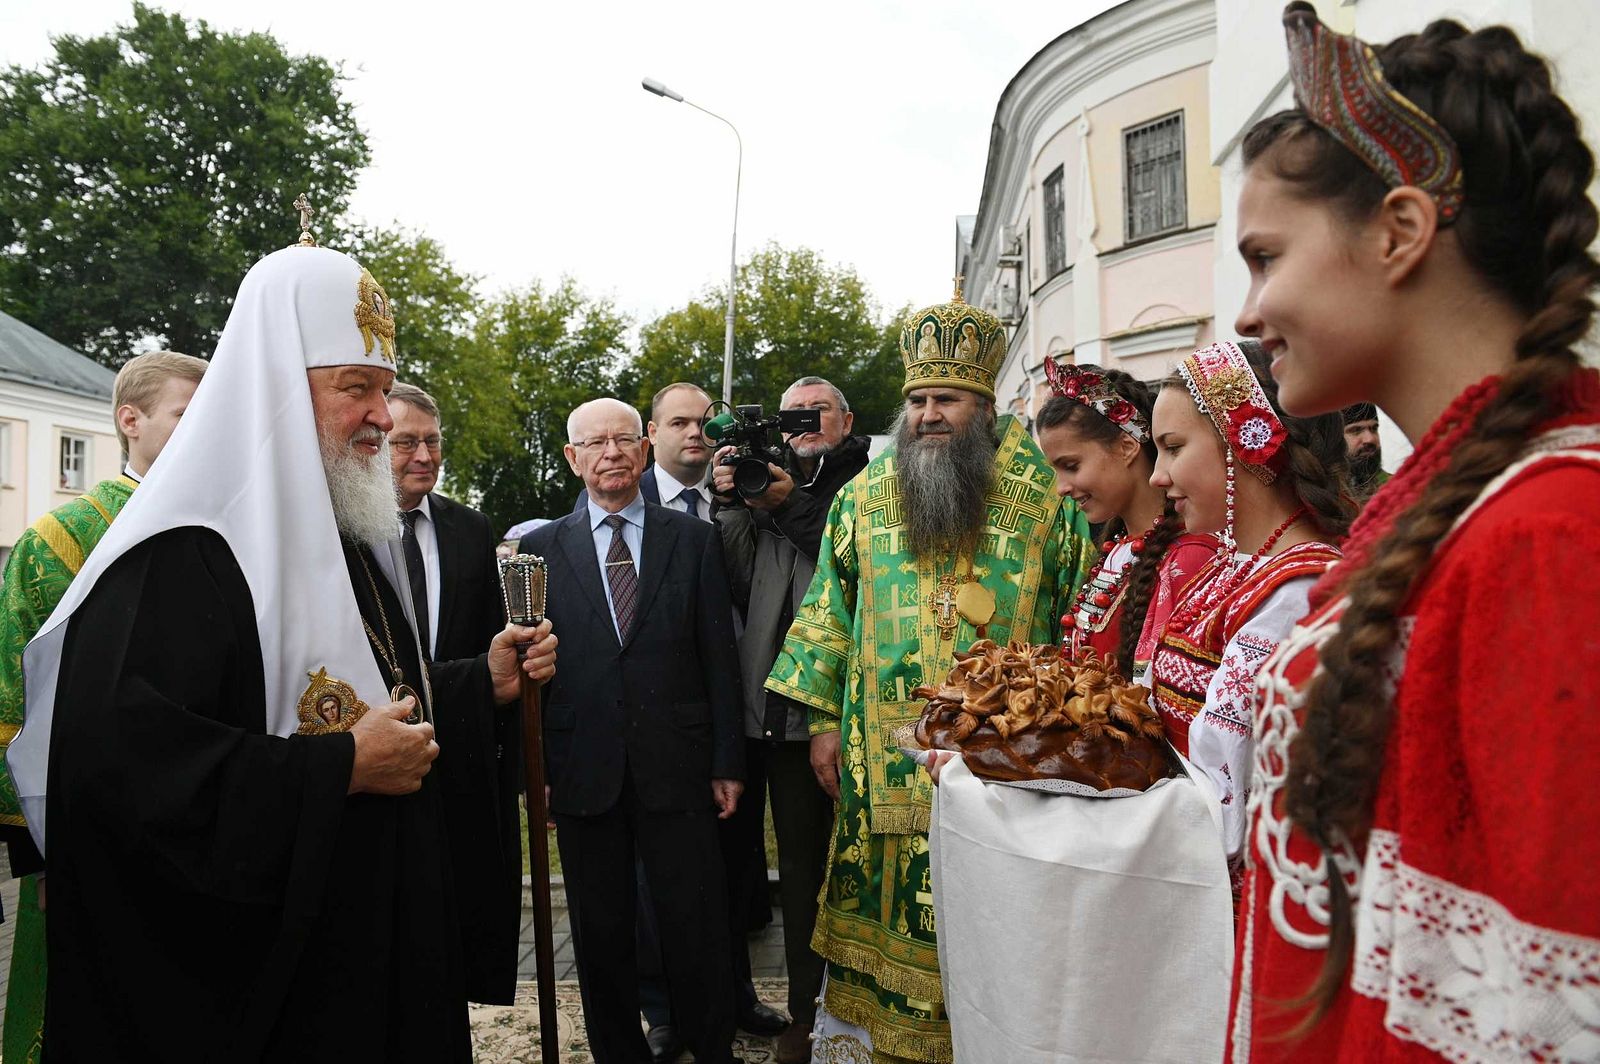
[425,492,523,1005]
[521,500,743,816]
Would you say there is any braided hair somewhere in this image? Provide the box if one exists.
[1036,368,1179,678]
[1242,18,1600,1024]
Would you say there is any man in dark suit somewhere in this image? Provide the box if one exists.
[388,381,522,1005]
[522,396,744,1064]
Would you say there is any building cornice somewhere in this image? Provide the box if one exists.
[971,0,1217,272]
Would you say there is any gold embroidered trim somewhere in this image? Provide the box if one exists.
[29,514,84,576]
[0,812,26,827]
[823,977,953,1063]
[80,491,114,526]
[0,722,19,745]
[812,916,945,1003]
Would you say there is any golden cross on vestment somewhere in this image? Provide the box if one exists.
[293,192,316,247]
[952,274,965,302]
[931,576,959,638]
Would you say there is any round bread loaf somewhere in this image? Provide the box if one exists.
[914,640,1176,791]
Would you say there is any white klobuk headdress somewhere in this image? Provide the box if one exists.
[9,233,424,853]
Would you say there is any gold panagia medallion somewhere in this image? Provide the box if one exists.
[297,667,370,735]
[955,580,995,627]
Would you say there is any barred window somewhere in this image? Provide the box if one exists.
[1124,112,1186,242]
[1043,166,1067,278]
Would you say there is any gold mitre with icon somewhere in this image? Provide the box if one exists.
[900,278,1007,400]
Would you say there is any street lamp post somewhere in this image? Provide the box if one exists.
[642,77,741,405]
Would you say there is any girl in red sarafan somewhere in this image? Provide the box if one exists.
[1035,359,1216,685]
[1227,5,1600,1062]
[1146,339,1352,872]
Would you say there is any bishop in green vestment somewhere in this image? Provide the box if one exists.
[0,350,207,1064]
[766,288,1095,1062]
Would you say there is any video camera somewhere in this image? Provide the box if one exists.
[703,403,822,499]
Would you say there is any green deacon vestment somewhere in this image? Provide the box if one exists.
[765,416,1094,1061]
[0,474,138,1064]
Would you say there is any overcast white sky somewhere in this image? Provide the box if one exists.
[2,0,1121,328]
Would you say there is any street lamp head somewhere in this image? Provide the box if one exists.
[641,77,684,102]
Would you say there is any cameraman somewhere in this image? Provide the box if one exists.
[710,375,870,1062]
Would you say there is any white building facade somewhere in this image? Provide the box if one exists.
[0,311,119,563]
[963,0,1221,422]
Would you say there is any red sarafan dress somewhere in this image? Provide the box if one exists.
[1069,531,1216,684]
[1229,372,1600,1063]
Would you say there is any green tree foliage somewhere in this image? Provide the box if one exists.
[0,3,369,365]
[464,280,631,532]
[624,243,907,436]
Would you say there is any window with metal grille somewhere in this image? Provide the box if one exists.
[1124,112,1186,242]
[1043,166,1067,278]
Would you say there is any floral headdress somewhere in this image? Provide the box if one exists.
[1043,357,1150,443]
[1282,1,1464,224]
[1176,342,1287,485]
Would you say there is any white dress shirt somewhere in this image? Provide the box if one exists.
[651,464,713,522]
[401,494,442,658]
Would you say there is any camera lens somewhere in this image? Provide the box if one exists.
[733,456,772,498]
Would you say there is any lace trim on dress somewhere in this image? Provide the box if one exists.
[1248,610,1405,949]
[1354,828,1600,1063]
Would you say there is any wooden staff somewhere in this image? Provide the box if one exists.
[500,555,559,1062]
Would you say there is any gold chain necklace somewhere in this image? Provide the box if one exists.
[355,550,429,721]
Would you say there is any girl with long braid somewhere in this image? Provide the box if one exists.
[1228,6,1600,1059]
[1035,360,1215,683]
[1147,340,1352,873]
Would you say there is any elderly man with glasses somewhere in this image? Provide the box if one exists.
[519,396,746,1064]
[387,381,526,1008]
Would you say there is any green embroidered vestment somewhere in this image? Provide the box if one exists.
[0,475,137,1064]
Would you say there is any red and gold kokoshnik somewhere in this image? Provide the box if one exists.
[1282,1,1465,223]
[1177,341,1288,485]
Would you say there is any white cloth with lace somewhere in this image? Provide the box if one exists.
[928,753,1234,1062]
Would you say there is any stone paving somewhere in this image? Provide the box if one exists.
[519,875,790,982]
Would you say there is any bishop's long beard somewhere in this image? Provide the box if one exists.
[893,409,997,561]
[321,428,402,549]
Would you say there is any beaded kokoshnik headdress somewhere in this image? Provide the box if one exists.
[1042,357,1150,443]
[1281,1,1465,224]
[1177,342,1287,486]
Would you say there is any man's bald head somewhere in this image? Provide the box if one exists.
[567,397,643,443]
[565,398,649,512]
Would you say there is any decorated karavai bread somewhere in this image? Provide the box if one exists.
[913,640,1176,790]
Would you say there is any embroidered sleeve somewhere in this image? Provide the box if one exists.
[1188,575,1314,858]
[0,528,75,825]
[764,488,858,734]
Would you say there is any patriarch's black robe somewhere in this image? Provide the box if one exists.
[43,526,498,1063]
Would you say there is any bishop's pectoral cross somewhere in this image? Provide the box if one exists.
[931,576,959,639]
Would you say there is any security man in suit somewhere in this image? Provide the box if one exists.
[387,381,522,1005]
[522,397,744,1064]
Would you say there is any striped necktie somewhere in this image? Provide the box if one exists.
[602,513,638,639]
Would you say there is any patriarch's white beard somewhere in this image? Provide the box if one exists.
[321,429,401,549]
